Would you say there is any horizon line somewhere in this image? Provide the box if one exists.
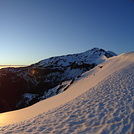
[0,65,28,69]
[0,65,28,66]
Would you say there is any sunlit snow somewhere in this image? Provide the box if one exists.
[0,52,134,134]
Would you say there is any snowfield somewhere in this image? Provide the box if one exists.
[0,52,134,134]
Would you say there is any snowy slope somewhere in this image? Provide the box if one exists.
[0,52,134,134]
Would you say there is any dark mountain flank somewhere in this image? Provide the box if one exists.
[0,48,117,113]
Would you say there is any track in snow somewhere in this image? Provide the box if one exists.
[0,63,134,134]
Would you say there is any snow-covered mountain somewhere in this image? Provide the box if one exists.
[0,48,116,113]
[0,52,133,134]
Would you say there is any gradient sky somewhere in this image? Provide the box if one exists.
[0,0,134,65]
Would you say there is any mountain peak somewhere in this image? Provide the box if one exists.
[37,48,117,67]
[0,48,117,113]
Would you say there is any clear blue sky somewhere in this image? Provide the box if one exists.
[0,0,134,65]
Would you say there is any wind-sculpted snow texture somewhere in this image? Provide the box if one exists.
[0,63,133,133]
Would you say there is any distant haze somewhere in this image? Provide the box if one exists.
[0,65,27,69]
